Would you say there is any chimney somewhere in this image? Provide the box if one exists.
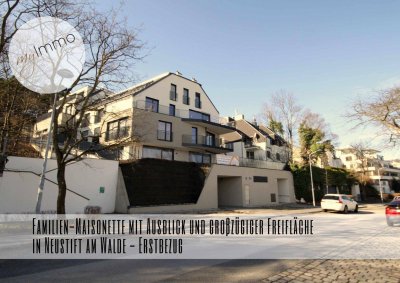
[253,116,258,126]
[234,114,244,121]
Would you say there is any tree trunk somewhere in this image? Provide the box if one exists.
[56,163,67,214]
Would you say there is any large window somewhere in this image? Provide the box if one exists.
[189,152,211,164]
[170,84,177,101]
[183,88,190,105]
[106,117,129,141]
[142,146,173,160]
[145,97,159,113]
[189,110,210,121]
[195,92,201,108]
[158,121,172,141]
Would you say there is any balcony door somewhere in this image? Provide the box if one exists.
[191,127,198,144]
[206,132,215,147]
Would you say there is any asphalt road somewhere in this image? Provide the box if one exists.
[0,204,397,282]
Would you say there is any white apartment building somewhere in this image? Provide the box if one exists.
[336,148,400,193]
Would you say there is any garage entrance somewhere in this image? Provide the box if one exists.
[217,176,242,208]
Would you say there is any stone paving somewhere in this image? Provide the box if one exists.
[262,259,400,283]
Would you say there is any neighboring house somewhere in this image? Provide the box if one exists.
[221,114,289,170]
[336,148,400,194]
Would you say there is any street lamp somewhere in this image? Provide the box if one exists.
[378,166,384,204]
[35,69,74,213]
[309,149,322,207]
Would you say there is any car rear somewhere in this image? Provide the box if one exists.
[386,200,400,226]
[321,195,344,212]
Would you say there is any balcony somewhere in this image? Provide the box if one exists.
[238,158,285,170]
[105,126,130,142]
[132,100,237,135]
[182,135,233,154]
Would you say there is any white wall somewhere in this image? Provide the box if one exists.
[0,156,119,213]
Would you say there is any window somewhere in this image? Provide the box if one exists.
[271,193,276,202]
[170,84,177,101]
[346,156,352,161]
[246,151,255,159]
[65,104,73,115]
[189,110,210,121]
[81,113,90,127]
[94,109,104,123]
[106,117,129,141]
[158,121,172,141]
[254,176,268,182]
[195,92,201,108]
[267,151,271,159]
[191,127,198,144]
[142,146,173,161]
[92,127,100,143]
[276,153,281,161]
[189,152,211,164]
[169,104,176,116]
[183,88,190,105]
[145,97,159,113]
[81,130,89,141]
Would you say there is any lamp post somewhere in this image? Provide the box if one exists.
[378,166,384,204]
[35,69,73,214]
[309,149,322,207]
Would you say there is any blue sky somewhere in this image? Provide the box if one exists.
[96,0,400,158]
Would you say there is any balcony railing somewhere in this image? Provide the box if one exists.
[238,158,285,170]
[133,100,220,123]
[182,135,233,151]
[105,126,130,141]
[157,130,173,141]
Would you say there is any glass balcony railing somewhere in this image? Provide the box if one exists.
[133,100,220,123]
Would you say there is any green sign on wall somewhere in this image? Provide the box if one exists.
[99,186,105,193]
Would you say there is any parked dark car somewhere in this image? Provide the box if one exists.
[386,200,400,226]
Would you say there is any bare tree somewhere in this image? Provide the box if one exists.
[49,7,144,214]
[1,0,145,213]
[349,87,400,146]
[262,90,303,163]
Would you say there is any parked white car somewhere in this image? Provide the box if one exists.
[321,194,358,213]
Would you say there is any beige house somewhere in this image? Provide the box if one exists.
[32,72,296,211]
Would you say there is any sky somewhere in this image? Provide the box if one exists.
[95,0,400,159]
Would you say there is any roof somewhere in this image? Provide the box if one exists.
[91,72,220,114]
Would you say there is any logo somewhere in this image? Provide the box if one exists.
[8,17,85,94]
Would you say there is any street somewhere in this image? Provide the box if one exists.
[0,205,399,282]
